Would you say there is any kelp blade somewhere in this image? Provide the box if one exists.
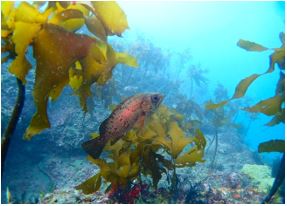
[237,39,268,52]
[258,140,285,153]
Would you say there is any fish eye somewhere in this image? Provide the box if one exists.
[151,95,159,103]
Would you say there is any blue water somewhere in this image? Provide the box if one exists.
[1,1,285,204]
[117,1,285,158]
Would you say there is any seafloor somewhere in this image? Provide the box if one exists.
[39,127,269,204]
[2,124,282,203]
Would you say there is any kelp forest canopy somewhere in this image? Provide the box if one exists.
[1,1,138,140]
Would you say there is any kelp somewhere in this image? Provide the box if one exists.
[91,1,128,36]
[175,129,206,167]
[76,105,206,195]
[262,154,285,204]
[237,39,268,52]
[1,1,138,139]
[205,33,285,203]
[1,78,25,177]
[232,74,261,99]
[245,95,283,116]
[85,16,107,41]
[206,106,226,168]
[205,100,228,110]
[206,82,244,168]
[187,64,208,97]
[265,109,284,126]
[76,173,102,194]
[259,140,285,203]
[141,147,170,187]
[258,140,285,153]
[48,9,85,32]
[205,33,285,126]
[24,24,94,138]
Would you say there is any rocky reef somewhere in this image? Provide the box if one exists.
[34,127,280,204]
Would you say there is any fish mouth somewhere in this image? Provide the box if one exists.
[157,94,164,105]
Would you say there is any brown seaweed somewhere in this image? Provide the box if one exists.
[1,1,138,139]
[76,106,206,196]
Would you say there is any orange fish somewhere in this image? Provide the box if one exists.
[82,93,164,159]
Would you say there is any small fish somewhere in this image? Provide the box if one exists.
[82,93,164,159]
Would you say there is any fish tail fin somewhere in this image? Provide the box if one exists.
[82,136,106,159]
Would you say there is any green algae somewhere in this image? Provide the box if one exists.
[241,164,274,193]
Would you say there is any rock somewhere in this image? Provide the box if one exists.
[38,155,99,189]
[240,164,274,193]
[227,172,242,189]
[40,188,108,204]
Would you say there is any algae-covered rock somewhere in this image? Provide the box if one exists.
[240,164,274,193]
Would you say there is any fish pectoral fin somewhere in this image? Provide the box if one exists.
[134,114,146,129]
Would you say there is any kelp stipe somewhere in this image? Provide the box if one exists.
[1,78,25,177]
